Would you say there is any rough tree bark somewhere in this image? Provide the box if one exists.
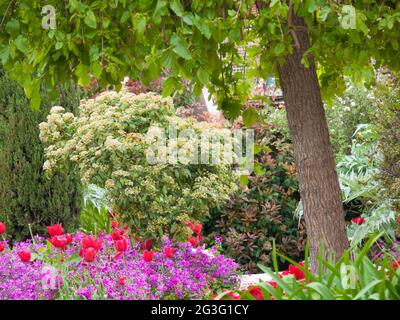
[277,9,349,265]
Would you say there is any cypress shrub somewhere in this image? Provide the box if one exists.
[0,69,82,241]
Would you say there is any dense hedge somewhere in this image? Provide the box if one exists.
[0,69,82,241]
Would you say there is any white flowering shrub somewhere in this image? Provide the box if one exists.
[39,91,238,240]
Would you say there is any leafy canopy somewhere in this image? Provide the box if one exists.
[0,0,399,113]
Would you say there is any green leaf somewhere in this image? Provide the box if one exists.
[171,34,192,60]
[5,19,20,38]
[84,10,97,29]
[160,49,176,68]
[220,98,241,120]
[15,35,29,55]
[306,0,318,13]
[75,64,91,86]
[153,0,167,24]
[196,68,209,85]
[239,175,249,186]
[274,43,285,56]
[193,15,211,39]
[162,76,178,96]
[91,62,102,78]
[254,163,265,176]
[270,0,280,8]
[242,108,258,127]
[0,45,10,64]
[134,15,147,38]
[319,6,331,22]
[353,279,382,300]
[120,11,130,24]
[170,0,185,17]
[306,282,335,300]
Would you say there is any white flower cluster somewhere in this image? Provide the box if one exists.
[39,90,238,239]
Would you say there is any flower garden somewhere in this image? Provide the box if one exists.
[0,1,400,303]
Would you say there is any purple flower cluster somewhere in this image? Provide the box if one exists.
[0,234,238,300]
[371,239,400,261]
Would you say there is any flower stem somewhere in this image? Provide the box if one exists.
[28,223,36,245]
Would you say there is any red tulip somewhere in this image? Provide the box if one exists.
[391,261,400,270]
[0,222,6,235]
[0,242,4,252]
[288,262,306,280]
[48,234,73,250]
[192,224,202,234]
[118,277,126,286]
[351,217,364,225]
[111,228,124,241]
[115,237,129,252]
[188,236,200,247]
[18,250,31,262]
[226,291,240,300]
[143,250,154,262]
[186,221,193,228]
[81,235,102,251]
[47,224,64,237]
[249,286,264,300]
[111,221,118,229]
[81,247,97,262]
[164,247,175,258]
[267,280,278,289]
[279,270,291,278]
[144,239,152,250]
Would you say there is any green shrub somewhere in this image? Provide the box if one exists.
[376,85,400,215]
[205,110,304,273]
[39,90,237,241]
[326,82,376,160]
[0,69,82,241]
[338,124,397,245]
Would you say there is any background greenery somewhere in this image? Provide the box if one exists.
[0,69,83,241]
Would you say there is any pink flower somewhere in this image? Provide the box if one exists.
[0,242,4,252]
[18,251,31,262]
[118,277,126,286]
[352,217,364,225]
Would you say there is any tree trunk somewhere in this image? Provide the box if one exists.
[277,12,349,265]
